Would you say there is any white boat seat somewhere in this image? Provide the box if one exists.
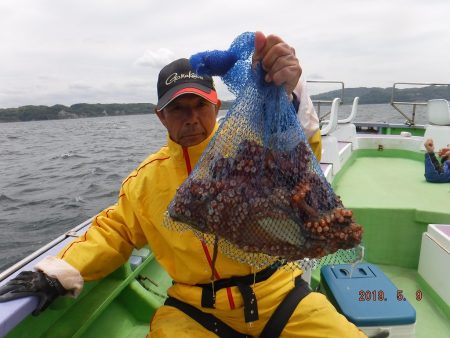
[338,97,359,124]
[320,98,340,136]
[330,124,357,143]
[423,99,450,151]
[427,99,450,125]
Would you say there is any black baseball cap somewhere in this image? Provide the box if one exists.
[156,58,218,111]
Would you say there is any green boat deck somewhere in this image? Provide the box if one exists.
[380,264,449,337]
[330,149,450,337]
[334,149,450,223]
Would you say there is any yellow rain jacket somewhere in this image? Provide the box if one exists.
[55,120,366,337]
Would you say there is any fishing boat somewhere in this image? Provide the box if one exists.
[0,82,449,338]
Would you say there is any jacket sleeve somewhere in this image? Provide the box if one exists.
[293,77,322,161]
[424,152,450,183]
[56,182,147,282]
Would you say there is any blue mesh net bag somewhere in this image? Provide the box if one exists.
[163,32,363,270]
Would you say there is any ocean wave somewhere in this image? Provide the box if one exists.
[63,196,87,209]
[62,153,89,160]
[91,190,119,199]
[3,206,20,212]
[50,152,89,160]
[1,150,24,156]
[2,180,30,188]
[106,173,122,180]
[18,187,43,194]
[54,172,88,180]
[85,183,102,192]
[16,199,50,208]
[75,195,85,203]
[0,193,20,203]
[90,167,108,175]
[70,161,95,170]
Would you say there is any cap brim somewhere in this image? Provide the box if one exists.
[156,83,218,111]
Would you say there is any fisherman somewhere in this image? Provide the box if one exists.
[423,138,450,183]
[0,32,367,337]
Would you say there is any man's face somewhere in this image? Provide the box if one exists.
[156,94,221,147]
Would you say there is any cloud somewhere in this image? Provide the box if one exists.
[308,73,326,80]
[1,0,450,107]
[135,48,175,68]
[69,83,92,91]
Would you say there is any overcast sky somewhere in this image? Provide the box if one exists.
[1,0,449,108]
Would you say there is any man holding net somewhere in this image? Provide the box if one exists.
[0,32,367,337]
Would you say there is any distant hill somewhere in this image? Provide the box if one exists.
[311,85,450,104]
[0,100,236,123]
[0,103,156,123]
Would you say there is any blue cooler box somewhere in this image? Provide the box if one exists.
[321,263,416,338]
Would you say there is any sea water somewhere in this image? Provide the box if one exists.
[0,104,428,272]
[0,114,167,272]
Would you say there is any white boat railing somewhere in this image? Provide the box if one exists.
[391,82,450,126]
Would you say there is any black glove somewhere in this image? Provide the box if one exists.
[0,271,67,316]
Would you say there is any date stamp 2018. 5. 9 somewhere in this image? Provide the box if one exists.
[358,289,423,302]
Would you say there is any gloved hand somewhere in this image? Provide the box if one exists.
[424,139,435,153]
[0,271,67,316]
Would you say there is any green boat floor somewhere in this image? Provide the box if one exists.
[330,150,450,337]
[77,301,151,338]
[333,153,450,218]
[379,264,450,338]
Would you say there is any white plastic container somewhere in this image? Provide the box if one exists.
[418,224,450,306]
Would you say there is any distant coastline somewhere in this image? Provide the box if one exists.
[311,84,450,105]
[1,85,448,123]
[0,100,236,123]
[0,103,155,123]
